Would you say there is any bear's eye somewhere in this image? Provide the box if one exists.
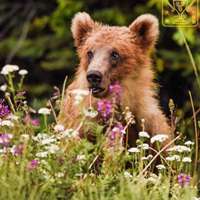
[87,51,93,61]
[110,51,120,67]
[110,51,120,61]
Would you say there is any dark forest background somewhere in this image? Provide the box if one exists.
[0,0,199,135]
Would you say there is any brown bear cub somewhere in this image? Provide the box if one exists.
[58,12,173,146]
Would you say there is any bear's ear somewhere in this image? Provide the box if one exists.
[129,14,159,50]
[71,12,94,47]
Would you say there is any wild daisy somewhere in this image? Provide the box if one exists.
[150,134,168,144]
[70,89,89,105]
[128,147,140,153]
[138,143,149,150]
[0,84,7,92]
[166,155,181,162]
[0,120,14,127]
[138,131,150,138]
[184,140,194,146]
[1,64,19,75]
[18,69,28,76]
[156,164,166,170]
[167,145,191,153]
[54,124,65,132]
[36,151,49,158]
[182,157,192,163]
[38,107,51,115]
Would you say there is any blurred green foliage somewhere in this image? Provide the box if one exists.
[0,0,199,136]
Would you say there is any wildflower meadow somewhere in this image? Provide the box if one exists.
[0,64,199,200]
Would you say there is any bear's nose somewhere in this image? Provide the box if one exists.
[87,70,102,86]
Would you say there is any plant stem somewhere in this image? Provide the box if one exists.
[188,91,199,177]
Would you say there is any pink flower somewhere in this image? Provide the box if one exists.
[97,99,112,119]
[24,114,40,126]
[108,123,124,146]
[0,133,13,147]
[109,82,122,101]
[178,173,191,187]
[27,159,39,171]
[0,99,10,118]
[12,144,24,156]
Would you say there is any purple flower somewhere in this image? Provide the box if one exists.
[178,173,191,187]
[0,99,10,118]
[23,114,40,126]
[12,144,24,156]
[109,82,122,101]
[107,123,124,147]
[97,99,112,119]
[109,123,124,140]
[0,133,13,147]
[27,159,39,171]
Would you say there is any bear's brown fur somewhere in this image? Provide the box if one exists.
[58,12,173,145]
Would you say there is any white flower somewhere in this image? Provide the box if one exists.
[54,124,65,132]
[55,172,64,178]
[38,107,51,115]
[150,134,168,144]
[70,89,89,105]
[33,133,56,145]
[18,69,28,76]
[76,154,86,161]
[182,157,192,163]
[0,120,14,127]
[128,147,140,153]
[36,151,49,158]
[6,114,19,121]
[40,137,56,145]
[33,133,49,141]
[83,107,98,118]
[166,155,180,162]
[124,171,133,178]
[138,143,149,150]
[45,144,60,154]
[167,145,191,153]
[184,141,194,146]
[138,131,150,138]
[1,64,19,75]
[57,129,78,139]
[156,164,166,170]
[0,84,7,92]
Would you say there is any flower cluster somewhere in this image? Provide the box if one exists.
[97,99,112,119]
[109,82,122,101]
[0,133,13,147]
[70,89,89,105]
[1,64,19,75]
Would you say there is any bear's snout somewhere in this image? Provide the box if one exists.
[86,70,107,96]
[87,70,102,86]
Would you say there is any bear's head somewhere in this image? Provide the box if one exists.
[71,12,159,97]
